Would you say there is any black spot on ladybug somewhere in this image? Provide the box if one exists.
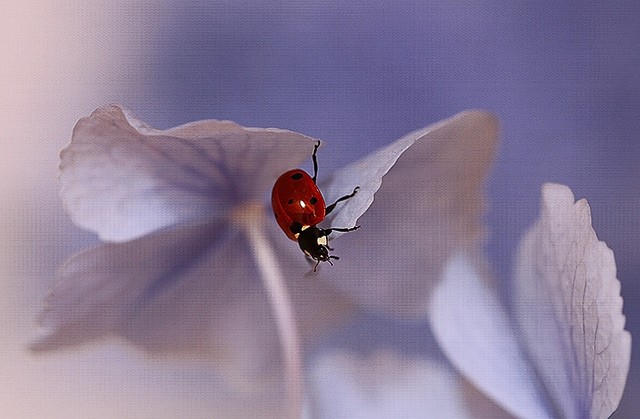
[289,222,303,234]
[287,198,294,205]
[291,172,303,180]
[310,196,318,204]
[274,213,278,220]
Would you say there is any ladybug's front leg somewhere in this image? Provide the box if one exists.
[323,225,361,237]
[325,186,360,215]
[320,226,360,241]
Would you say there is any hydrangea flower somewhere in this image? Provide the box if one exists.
[309,184,631,418]
[33,105,498,417]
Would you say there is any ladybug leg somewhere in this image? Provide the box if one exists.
[317,225,359,243]
[325,186,360,215]
[313,255,340,272]
[311,140,321,183]
[324,225,361,235]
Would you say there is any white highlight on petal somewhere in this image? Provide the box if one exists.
[429,251,553,419]
[514,183,631,419]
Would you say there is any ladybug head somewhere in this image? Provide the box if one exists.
[296,225,339,271]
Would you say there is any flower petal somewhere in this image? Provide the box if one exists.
[429,251,553,419]
[32,217,355,389]
[31,219,235,351]
[319,110,499,316]
[61,105,317,242]
[513,183,631,418]
[309,349,475,418]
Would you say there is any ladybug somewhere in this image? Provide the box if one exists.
[272,141,360,270]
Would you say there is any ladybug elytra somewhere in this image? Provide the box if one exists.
[271,141,360,270]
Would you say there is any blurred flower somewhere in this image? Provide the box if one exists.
[311,184,631,418]
[32,105,499,417]
[309,348,515,419]
[429,184,631,418]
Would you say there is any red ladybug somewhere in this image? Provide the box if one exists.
[272,141,360,270]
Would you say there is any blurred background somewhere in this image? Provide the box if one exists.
[1,0,638,417]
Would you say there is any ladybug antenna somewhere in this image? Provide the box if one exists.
[312,255,340,272]
[311,140,321,183]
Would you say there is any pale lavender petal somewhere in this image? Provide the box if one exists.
[309,350,470,418]
[309,349,513,418]
[32,219,234,351]
[429,251,552,419]
[514,184,631,419]
[319,110,499,316]
[61,105,317,242]
[32,217,355,388]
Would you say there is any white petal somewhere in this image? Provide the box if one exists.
[319,110,499,316]
[308,349,476,419]
[61,105,317,242]
[32,217,355,389]
[429,251,553,419]
[514,183,631,419]
[32,219,236,351]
